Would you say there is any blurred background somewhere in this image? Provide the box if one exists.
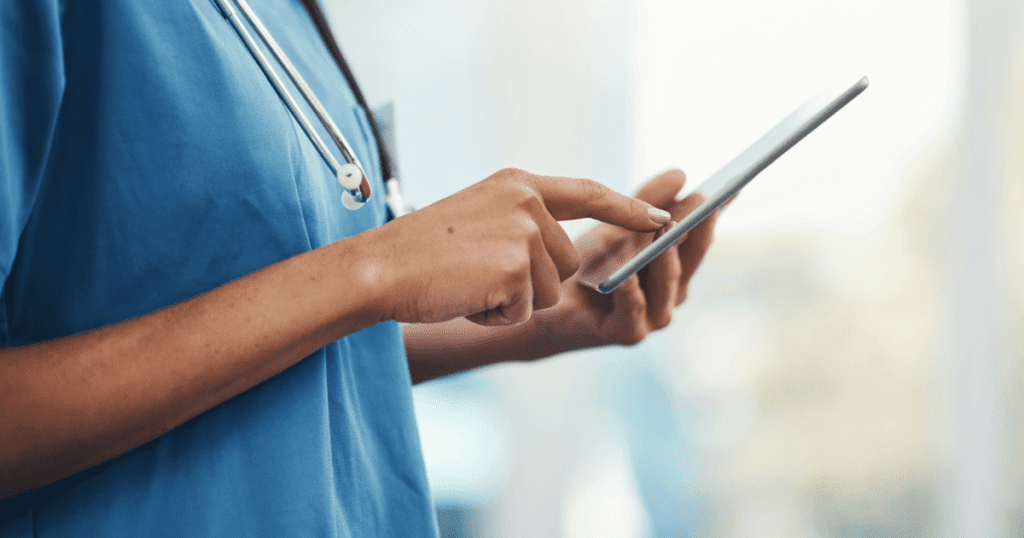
[328,0,1023,536]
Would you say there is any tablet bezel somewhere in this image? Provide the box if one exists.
[595,76,870,294]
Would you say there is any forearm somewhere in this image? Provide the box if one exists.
[0,234,387,499]
[404,303,602,384]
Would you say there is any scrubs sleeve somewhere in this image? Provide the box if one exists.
[0,1,65,284]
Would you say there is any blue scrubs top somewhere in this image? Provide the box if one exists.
[0,1,438,536]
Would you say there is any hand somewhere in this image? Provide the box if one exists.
[364,168,672,326]
[545,169,720,348]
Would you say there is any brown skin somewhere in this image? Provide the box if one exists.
[0,168,687,499]
[404,169,719,383]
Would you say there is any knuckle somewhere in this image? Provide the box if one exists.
[577,178,608,206]
[670,262,683,281]
[502,167,530,180]
[653,309,672,330]
[491,167,528,183]
[631,303,646,321]
[507,181,543,210]
[486,288,511,312]
[488,169,541,203]
[634,195,652,215]
[624,195,648,223]
[622,327,646,346]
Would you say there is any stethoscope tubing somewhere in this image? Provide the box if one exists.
[213,0,372,207]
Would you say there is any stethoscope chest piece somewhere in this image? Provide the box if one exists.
[340,190,365,210]
[338,163,366,210]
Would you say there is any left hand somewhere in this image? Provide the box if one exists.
[539,169,720,349]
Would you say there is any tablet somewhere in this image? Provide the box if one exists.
[594,76,869,294]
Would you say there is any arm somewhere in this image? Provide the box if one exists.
[0,168,668,498]
[0,236,388,499]
[404,309,587,384]
[405,170,719,384]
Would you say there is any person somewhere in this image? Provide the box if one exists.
[0,0,720,536]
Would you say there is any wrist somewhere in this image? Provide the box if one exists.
[326,229,396,326]
[529,292,603,359]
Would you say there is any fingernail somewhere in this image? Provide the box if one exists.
[648,207,671,224]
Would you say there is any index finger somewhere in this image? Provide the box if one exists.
[533,175,669,233]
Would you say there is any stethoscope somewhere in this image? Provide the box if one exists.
[212,0,409,216]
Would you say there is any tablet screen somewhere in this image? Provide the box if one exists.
[589,77,869,294]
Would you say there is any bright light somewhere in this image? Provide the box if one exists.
[633,0,965,235]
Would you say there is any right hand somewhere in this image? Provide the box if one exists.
[365,168,672,326]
